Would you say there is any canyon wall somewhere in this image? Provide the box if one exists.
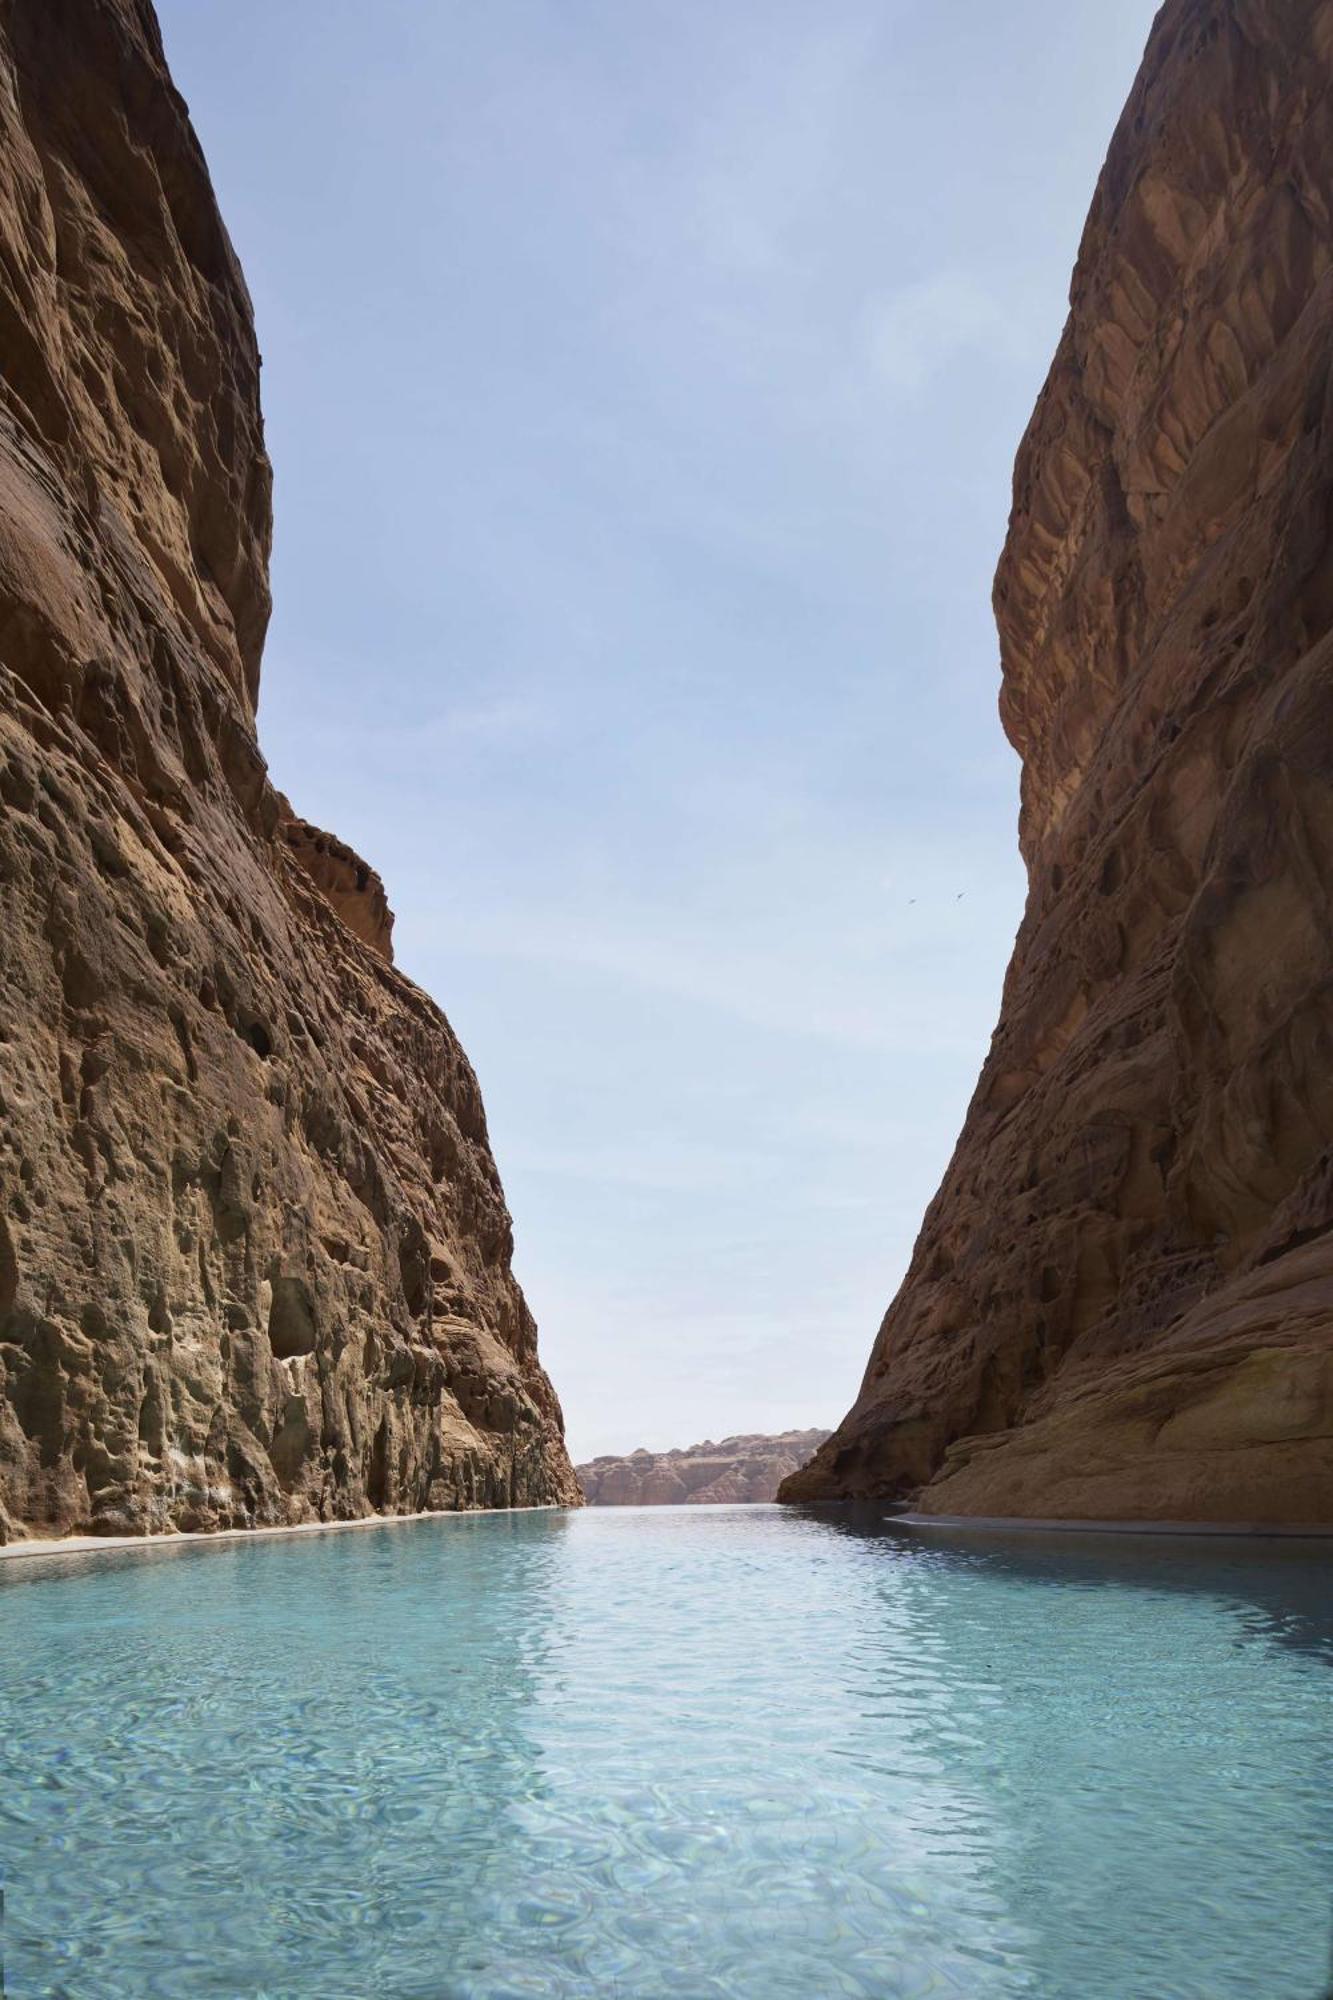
[0,0,578,1539]
[784,0,1333,1522]
[578,1430,830,1506]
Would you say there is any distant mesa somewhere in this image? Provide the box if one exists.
[577,1431,831,1506]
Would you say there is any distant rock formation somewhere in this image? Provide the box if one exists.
[784,0,1333,1523]
[579,1432,831,1506]
[0,0,577,1540]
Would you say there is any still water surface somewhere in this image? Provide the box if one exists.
[1,1505,1330,1998]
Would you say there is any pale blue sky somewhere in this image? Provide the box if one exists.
[158,1,1159,1461]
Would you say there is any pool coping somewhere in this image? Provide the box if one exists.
[0,1502,573,1564]
[891,1510,1333,1539]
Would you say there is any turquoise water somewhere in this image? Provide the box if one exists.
[1,1506,1330,1999]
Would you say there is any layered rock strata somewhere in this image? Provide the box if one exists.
[0,0,577,1539]
[577,1430,831,1506]
[785,0,1333,1522]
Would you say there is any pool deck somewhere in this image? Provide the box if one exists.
[3,1499,1331,1562]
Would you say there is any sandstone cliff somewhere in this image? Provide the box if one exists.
[0,0,578,1539]
[577,1430,830,1506]
[784,0,1333,1523]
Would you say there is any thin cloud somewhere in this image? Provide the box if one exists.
[865,271,1031,392]
[428,898,1013,1058]
[164,0,1161,1465]
[686,19,880,277]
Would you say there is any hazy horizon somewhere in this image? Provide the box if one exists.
[157,0,1160,1462]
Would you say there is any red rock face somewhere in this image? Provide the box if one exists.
[280,809,395,965]
[0,0,578,1538]
[783,0,1333,1523]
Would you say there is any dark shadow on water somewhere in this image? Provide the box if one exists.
[791,1501,1333,2000]
[786,1501,1333,1669]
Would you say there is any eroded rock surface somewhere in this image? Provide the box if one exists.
[0,0,577,1539]
[784,0,1333,1523]
[579,1431,831,1506]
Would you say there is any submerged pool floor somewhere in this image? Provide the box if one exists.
[2,1504,1330,1998]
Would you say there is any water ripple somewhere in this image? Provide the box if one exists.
[1,1508,1330,1998]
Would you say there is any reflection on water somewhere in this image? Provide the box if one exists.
[0,1506,1329,1997]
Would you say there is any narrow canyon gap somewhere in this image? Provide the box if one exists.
[785,0,1333,1523]
[0,0,578,1539]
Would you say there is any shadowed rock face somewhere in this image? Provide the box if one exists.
[0,0,577,1539]
[280,810,395,965]
[784,0,1333,1523]
[578,1432,831,1506]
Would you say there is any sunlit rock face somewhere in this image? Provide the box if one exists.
[579,1432,832,1506]
[784,0,1333,1523]
[0,0,577,1539]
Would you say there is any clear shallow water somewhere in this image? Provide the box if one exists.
[1,1507,1331,2000]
